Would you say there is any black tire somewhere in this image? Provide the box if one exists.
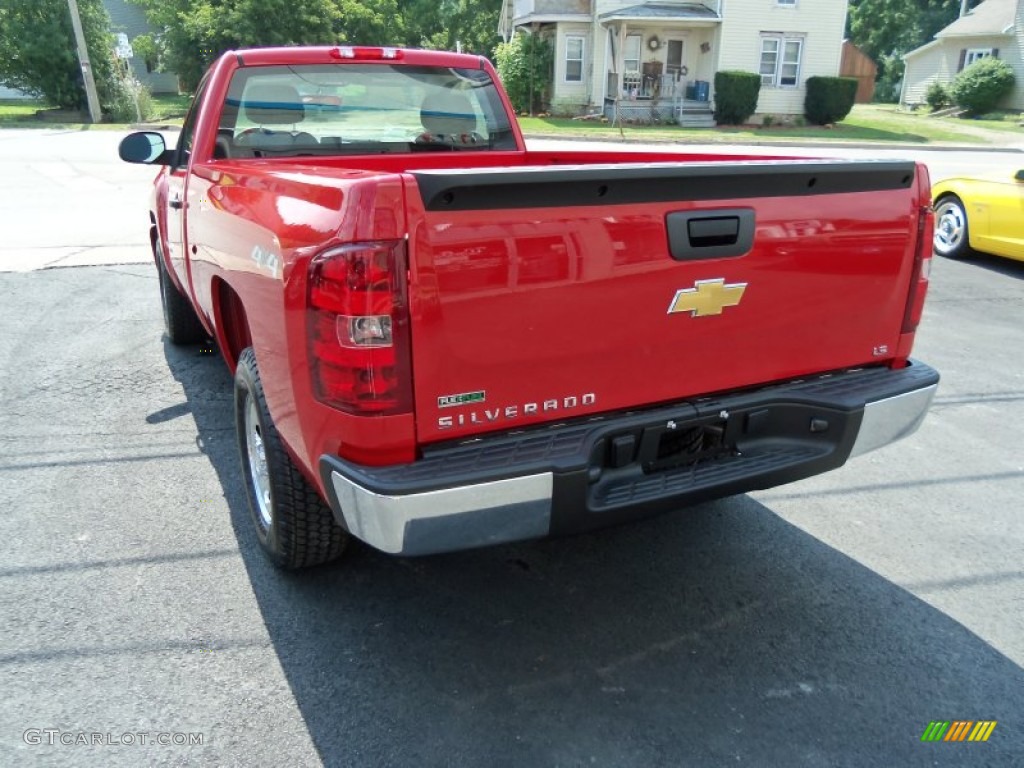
[933,194,971,259]
[234,347,348,569]
[157,256,206,344]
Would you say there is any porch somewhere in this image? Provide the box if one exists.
[598,3,721,126]
[602,71,714,126]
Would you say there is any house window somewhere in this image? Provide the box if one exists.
[777,0,797,5]
[965,48,993,66]
[565,35,584,82]
[624,34,641,73]
[760,35,803,87]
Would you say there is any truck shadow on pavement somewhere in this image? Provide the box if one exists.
[165,342,1024,768]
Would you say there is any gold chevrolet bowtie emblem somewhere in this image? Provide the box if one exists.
[667,278,747,317]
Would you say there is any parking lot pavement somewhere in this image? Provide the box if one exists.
[1,254,1022,766]
[1,128,1022,765]
[0,129,155,272]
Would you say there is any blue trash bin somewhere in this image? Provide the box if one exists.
[693,80,710,102]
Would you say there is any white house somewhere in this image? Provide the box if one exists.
[900,0,1024,110]
[103,0,179,94]
[499,0,850,122]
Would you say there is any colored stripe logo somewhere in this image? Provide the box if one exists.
[921,721,997,742]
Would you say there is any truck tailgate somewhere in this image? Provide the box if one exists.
[404,160,923,444]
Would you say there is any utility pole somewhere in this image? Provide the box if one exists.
[67,0,102,123]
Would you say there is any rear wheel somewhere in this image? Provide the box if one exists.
[234,347,347,569]
[933,195,971,259]
[157,255,206,344]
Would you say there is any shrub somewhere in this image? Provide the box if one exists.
[104,76,153,123]
[713,71,760,125]
[494,33,553,114]
[949,57,1015,116]
[804,76,858,125]
[925,81,950,112]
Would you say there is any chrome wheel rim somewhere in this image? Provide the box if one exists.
[245,397,273,529]
[934,200,965,255]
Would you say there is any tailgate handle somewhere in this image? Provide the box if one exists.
[666,208,755,260]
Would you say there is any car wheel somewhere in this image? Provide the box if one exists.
[157,255,206,344]
[933,195,971,259]
[234,347,348,569]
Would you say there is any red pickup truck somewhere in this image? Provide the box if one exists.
[120,46,939,569]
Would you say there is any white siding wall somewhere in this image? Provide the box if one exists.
[552,23,593,110]
[716,0,847,115]
[1016,0,1024,108]
[902,44,966,106]
[103,0,179,93]
[903,35,1023,110]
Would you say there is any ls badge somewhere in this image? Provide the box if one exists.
[668,278,747,317]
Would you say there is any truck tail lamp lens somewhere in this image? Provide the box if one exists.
[902,205,934,333]
[308,241,412,415]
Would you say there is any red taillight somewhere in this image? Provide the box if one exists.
[902,204,934,333]
[329,46,403,61]
[308,240,412,415]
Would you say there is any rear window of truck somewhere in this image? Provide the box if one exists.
[216,64,518,157]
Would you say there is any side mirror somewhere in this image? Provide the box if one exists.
[1015,169,1024,182]
[119,131,172,164]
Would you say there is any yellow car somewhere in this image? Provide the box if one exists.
[932,169,1024,261]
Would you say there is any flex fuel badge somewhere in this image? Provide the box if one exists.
[438,391,486,408]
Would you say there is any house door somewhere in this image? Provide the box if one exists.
[666,39,685,81]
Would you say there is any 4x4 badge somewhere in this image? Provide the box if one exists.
[668,278,747,317]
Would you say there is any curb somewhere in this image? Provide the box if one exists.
[131,123,182,132]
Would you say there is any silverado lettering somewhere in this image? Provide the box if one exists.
[119,46,939,569]
[438,393,598,429]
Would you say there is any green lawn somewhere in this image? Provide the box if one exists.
[0,99,44,125]
[956,109,1024,134]
[845,104,1022,140]
[518,103,1022,146]
[0,94,191,128]
[150,93,191,122]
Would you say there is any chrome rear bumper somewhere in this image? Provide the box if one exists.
[329,473,552,556]
[323,361,938,556]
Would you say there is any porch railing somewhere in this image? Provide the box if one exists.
[607,71,683,101]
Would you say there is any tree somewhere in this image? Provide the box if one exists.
[846,0,977,101]
[128,0,503,93]
[0,0,118,111]
[128,0,350,91]
[401,0,502,56]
